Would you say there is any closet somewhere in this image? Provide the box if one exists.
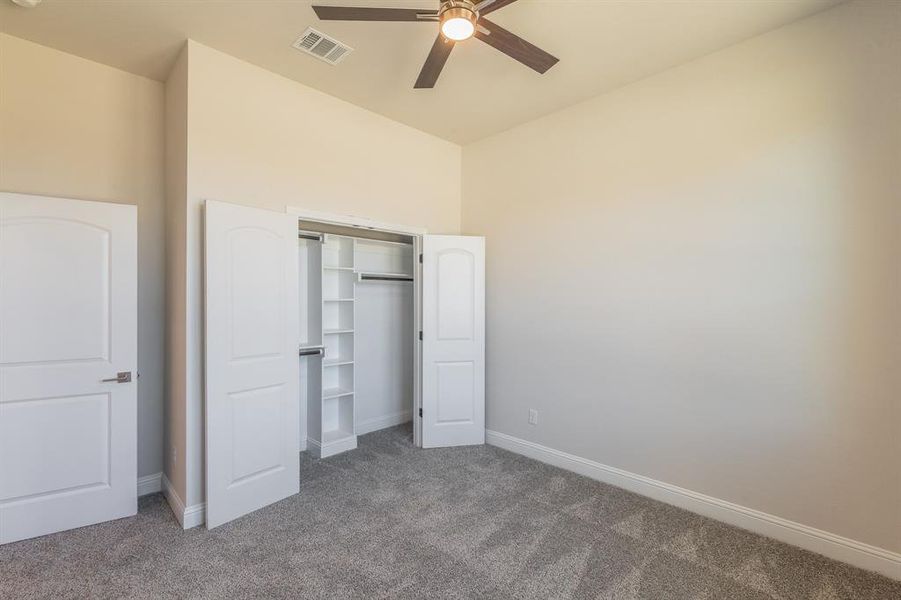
[204,200,484,529]
[297,228,415,458]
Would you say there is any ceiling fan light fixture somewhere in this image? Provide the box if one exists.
[439,2,477,41]
[311,0,560,89]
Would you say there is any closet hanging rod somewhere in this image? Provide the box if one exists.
[358,274,414,283]
[298,346,325,357]
[298,231,323,242]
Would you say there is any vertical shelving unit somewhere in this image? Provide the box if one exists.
[317,234,357,457]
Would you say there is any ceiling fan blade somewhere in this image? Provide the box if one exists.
[312,6,438,22]
[414,35,455,89]
[475,17,558,74]
[474,0,520,15]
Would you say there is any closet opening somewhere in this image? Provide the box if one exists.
[295,217,422,458]
[205,199,482,527]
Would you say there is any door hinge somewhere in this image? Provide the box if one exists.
[419,408,423,418]
[418,330,423,341]
[419,253,423,264]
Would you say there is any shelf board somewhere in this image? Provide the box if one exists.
[322,387,353,399]
[321,428,355,444]
[323,266,354,271]
[323,359,353,367]
[323,298,354,302]
[355,238,413,248]
[323,328,354,335]
[324,233,355,242]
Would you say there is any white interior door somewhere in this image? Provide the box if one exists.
[421,235,485,447]
[0,192,137,544]
[205,200,299,529]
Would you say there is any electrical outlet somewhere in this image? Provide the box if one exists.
[170,444,177,466]
[528,409,538,425]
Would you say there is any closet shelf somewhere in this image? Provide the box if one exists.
[322,387,353,399]
[323,328,354,335]
[323,359,353,368]
[323,266,354,271]
[355,238,412,248]
[323,298,354,302]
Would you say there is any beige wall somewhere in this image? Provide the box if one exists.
[0,34,167,480]
[164,44,189,500]
[186,40,461,233]
[173,41,462,506]
[463,0,900,554]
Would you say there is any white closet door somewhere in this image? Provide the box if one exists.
[205,200,299,529]
[421,235,485,447]
[0,192,137,544]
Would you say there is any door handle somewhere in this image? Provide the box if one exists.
[101,371,132,383]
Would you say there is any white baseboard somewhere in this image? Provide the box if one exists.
[137,472,162,496]
[355,411,412,436]
[308,435,358,459]
[486,430,901,581]
[182,502,206,529]
[161,473,206,530]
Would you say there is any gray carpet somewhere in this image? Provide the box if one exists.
[2,425,898,600]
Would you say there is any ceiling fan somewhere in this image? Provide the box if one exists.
[311,0,559,88]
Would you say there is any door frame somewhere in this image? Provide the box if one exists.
[285,206,427,447]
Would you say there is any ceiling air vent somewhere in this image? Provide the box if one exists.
[292,28,353,65]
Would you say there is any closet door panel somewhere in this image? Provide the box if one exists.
[421,235,485,448]
[205,200,299,529]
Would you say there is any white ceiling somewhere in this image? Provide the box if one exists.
[0,0,842,143]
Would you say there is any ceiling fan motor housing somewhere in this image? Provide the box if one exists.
[439,0,478,26]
